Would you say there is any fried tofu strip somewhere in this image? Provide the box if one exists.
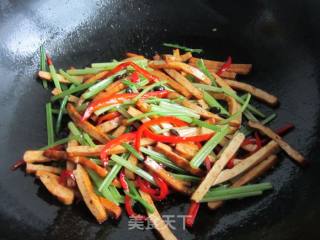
[67,104,110,144]
[74,164,108,223]
[36,170,74,205]
[26,163,62,175]
[151,70,192,98]
[224,80,278,106]
[85,70,109,83]
[97,116,122,133]
[247,121,305,165]
[175,142,200,160]
[213,140,280,186]
[43,149,68,160]
[93,81,126,101]
[23,150,50,163]
[68,156,108,178]
[149,60,211,85]
[181,99,219,119]
[124,154,138,180]
[191,132,245,202]
[164,69,203,99]
[155,143,204,176]
[208,154,279,209]
[99,196,122,219]
[38,71,83,84]
[144,157,192,195]
[112,125,127,138]
[187,62,237,79]
[189,57,252,75]
[139,191,178,240]
[67,138,155,157]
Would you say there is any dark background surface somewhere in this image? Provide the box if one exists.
[1,0,320,239]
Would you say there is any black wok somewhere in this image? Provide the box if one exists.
[0,0,320,239]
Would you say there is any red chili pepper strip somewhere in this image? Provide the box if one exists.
[100,132,137,167]
[136,177,159,195]
[217,56,232,76]
[254,132,262,151]
[144,128,214,144]
[130,71,140,83]
[46,54,53,65]
[97,111,120,125]
[119,171,129,192]
[10,160,26,171]
[226,157,235,169]
[204,157,212,171]
[151,174,169,201]
[100,61,159,84]
[261,123,295,146]
[135,116,188,151]
[124,195,148,221]
[82,90,169,121]
[58,170,75,186]
[241,137,256,147]
[186,201,200,228]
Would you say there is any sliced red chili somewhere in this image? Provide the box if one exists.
[186,201,200,228]
[261,123,295,146]
[136,176,158,195]
[254,132,262,151]
[226,157,235,169]
[100,132,137,167]
[130,71,140,83]
[119,171,129,192]
[217,56,232,76]
[58,170,75,186]
[82,90,169,121]
[96,111,120,125]
[124,195,148,221]
[150,174,169,201]
[10,160,26,171]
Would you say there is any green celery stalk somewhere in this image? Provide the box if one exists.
[91,59,148,69]
[201,191,263,202]
[109,185,124,203]
[39,136,74,150]
[48,62,62,91]
[40,46,48,89]
[86,168,119,205]
[127,180,154,213]
[59,69,82,85]
[192,118,222,132]
[196,59,217,86]
[46,102,54,145]
[67,68,106,75]
[98,164,122,192]
[82,70,126,99]
[192,83,223,92]
[206,183,273,197]
[132,81,166,102]
[140,148,186,173]
[163,43,203,53]
[83,133,96,146]
[51,82,95,102]
[171,173,200,182]
[217,94,251,125]
[111,155,155,185]
[203,91,229,115]
[190,125,229,168]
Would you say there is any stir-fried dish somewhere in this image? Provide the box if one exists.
[13,44,306,240]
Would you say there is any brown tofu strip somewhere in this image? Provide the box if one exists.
[224,80,278,106]
[112,125,127,138]
[74,164,108,223]
[189,57,252,75]
[23,150,50,163]
[149,60,211,85]
[139,191,178,240]
[175,142,200,160]
[191,132,245,202]
[144,157,192,195]
[150,70,192,98]
[155,142,204,176]
[248,121,305,165]
[68,156,108,178]
[208,154,279,209]
[97,116,122,133]
[124,154,138,180]
[164,69,203,99]
[38,71,83,84]
[36,170,74,205]
[67,138,155,157]
[67,103,110,144]
[213,140,280,186]
[26,163,62,175]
